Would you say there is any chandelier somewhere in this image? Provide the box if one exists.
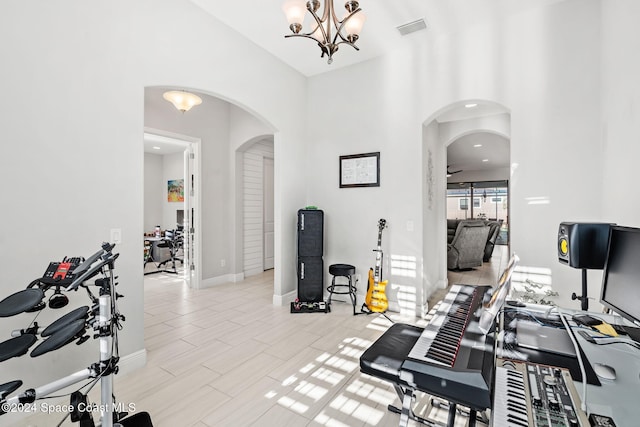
[162,90,202,113]
[282,0,366,64]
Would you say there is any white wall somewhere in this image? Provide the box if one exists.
[144,153,164,232]
[596,0,640,312]
[144,151,184,233]
[601,0,640,227]
[422,120,447,313]
[306,0,603,312]
[0,0,307,412]
[162,152,185,231]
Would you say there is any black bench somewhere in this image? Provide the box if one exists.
[359,323,434,425]
[360,323,481,427]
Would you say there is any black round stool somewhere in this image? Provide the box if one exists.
[327,264,357,315]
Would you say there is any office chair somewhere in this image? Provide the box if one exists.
[157,230,183,274]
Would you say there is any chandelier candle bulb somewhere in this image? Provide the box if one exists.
[282,0,366,64]
[282,0,306,32]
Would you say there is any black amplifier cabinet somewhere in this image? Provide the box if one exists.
[297,209,324,302]
[297,209,324,257]
[558,222,613,269]
[297,257,324,302]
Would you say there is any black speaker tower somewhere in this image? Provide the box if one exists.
[297,209,324,302]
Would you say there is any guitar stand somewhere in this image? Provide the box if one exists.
[359,303,394,324]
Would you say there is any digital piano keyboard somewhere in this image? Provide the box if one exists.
[399,284,495,411]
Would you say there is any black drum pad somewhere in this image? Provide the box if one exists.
[0,289,44,317]
[31,319,86,358]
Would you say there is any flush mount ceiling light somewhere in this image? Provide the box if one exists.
[282,0,366,65]
[162,90,202,113]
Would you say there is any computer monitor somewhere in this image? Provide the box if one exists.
[600,225,640,326]
[478,253,520,334]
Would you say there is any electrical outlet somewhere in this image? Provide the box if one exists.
[220,259,226,267]
[110,228,122,244]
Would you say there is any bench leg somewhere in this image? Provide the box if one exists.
[399,388,413,427]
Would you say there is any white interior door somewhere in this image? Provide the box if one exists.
[263,157,274,270]
[183,147,193,288]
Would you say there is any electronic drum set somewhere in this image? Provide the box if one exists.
[0,243,153,427]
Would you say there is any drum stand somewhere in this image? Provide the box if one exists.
[3,246,127,427]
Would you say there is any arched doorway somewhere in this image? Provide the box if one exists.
[235,136,275,278]
[144,86,278,292]
[422,100,511,307]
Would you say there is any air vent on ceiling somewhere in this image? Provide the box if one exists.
[397,19,427,36]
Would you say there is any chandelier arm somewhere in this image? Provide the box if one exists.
[311,15,329,43]
[322,0,334,42]
[284,33,331,56]
[333,39,360,51]
[332,8,362,46]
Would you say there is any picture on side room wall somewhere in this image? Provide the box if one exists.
[168,179,184,202]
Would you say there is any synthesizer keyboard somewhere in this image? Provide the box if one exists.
[492,358,588,427]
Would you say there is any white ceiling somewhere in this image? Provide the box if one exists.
[143,131,191,155]
[190,0,565,77]
[147,2,541,162]
[447,132,510,173]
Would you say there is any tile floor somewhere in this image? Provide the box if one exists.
[17,246,509,427]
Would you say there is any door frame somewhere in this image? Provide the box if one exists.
[263,156,275,270]
[144,127,202,289]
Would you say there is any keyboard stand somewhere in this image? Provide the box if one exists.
[360,323,476,427]
[360,323,437,426]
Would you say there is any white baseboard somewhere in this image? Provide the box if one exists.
[244,267,264,277]
[437,278,448,289]
[273,290,297,306]
[117,348,147,376]
[200,273,244,288]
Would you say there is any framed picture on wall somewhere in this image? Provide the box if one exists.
[339,152,380,188]
[168,179,184,202]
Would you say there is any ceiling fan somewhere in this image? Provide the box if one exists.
[447,165,463,175]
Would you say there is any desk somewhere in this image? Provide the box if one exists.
[501,305,640,427]
[360,298,640,427]
[568,310,640,426]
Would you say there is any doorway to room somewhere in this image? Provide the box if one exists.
[143,129,201,289]
[238,137,275,277]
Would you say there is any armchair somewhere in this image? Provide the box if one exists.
[447,220,490,270]
[483,220,503,262]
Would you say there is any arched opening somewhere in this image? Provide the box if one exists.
[143,86,278,295]
[235,135,275,279]
[422,100,511,312]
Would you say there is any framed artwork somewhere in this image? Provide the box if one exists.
[339,152,380,188]
[168,179,184,202]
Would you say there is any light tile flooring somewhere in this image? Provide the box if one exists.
[17,247,508,427]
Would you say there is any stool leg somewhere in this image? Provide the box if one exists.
[348,275,356,315]
[327,276,335,306]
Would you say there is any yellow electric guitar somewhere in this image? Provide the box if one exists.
[363,219,389,313]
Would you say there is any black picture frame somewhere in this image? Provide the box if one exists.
[339,152,380,188]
